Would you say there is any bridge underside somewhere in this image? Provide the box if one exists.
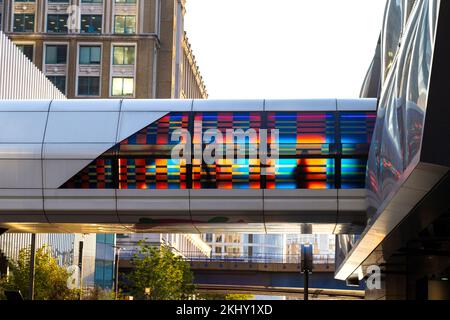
[0,189,367,234]
[196,284,365,300]
[191,269,358,290]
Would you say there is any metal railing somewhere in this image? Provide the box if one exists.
[118,248,335,266]
[183,252,335,265]
[118,247,211,261]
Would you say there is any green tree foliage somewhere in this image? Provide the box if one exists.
[225,293,254,300]
[0,246,80,300]
[198,293,254,300]
[126,241,196,300]
[0,278,7,300]
[83,286,115,300]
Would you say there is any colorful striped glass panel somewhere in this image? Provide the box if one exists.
[194,112,262,144]
[341,158,368,189]
[60,111,376,190]
[192,158,261,189]
[265,158,335,189]
[122,113,189,146]
[118,158,186,189]
[267,112,335,155]
[340,112,376,155]
[61,158,114,189]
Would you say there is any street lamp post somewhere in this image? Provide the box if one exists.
[113,246,122,300]
[301,244,313,301]
[28,233,36,300]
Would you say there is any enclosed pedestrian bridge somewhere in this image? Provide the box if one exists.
[0,99,376,235]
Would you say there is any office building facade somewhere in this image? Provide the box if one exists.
[203,233,335,264]
[117,233,211,261]
[0,30,65,99]
[0,30,98,291]
[0,233,98,289]
[285,234,335,264]
[0,1,208,292]
[94,234,115,289]
[0,0,207,99]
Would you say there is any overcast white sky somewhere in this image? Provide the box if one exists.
[184,0,386,99]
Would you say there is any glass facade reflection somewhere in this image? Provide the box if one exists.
[243,234,285,262]
[62,111,376,190]
[366,0,439,217]
[94,234,115,289]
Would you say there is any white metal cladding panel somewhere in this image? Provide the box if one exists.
[43,189,118,223]
[0,189,43,212]
[193,99,265,112]
[264,189,338,212]
[337,99,378,111]
[0,160,42,188]
[337,189,368,212]
[0,100,52,112]
[0,32,66,100]
[0,112,48,143]
[43,144,115,160]
[0,144,42,159]
[116,190,191,224]
[264,99,337,111]
[44,111,120,143]
[43,189,117,212]
[50,99,121,112]
[121,99,193,112]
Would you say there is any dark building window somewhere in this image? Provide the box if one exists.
[45,45,67,64]
[47,76,66,94]
[79,46,101,65]
[16,44,34,61]
[80,15,102,33]
[13,14,35,32]
[78,76,100,96]
[47,14,68,33]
